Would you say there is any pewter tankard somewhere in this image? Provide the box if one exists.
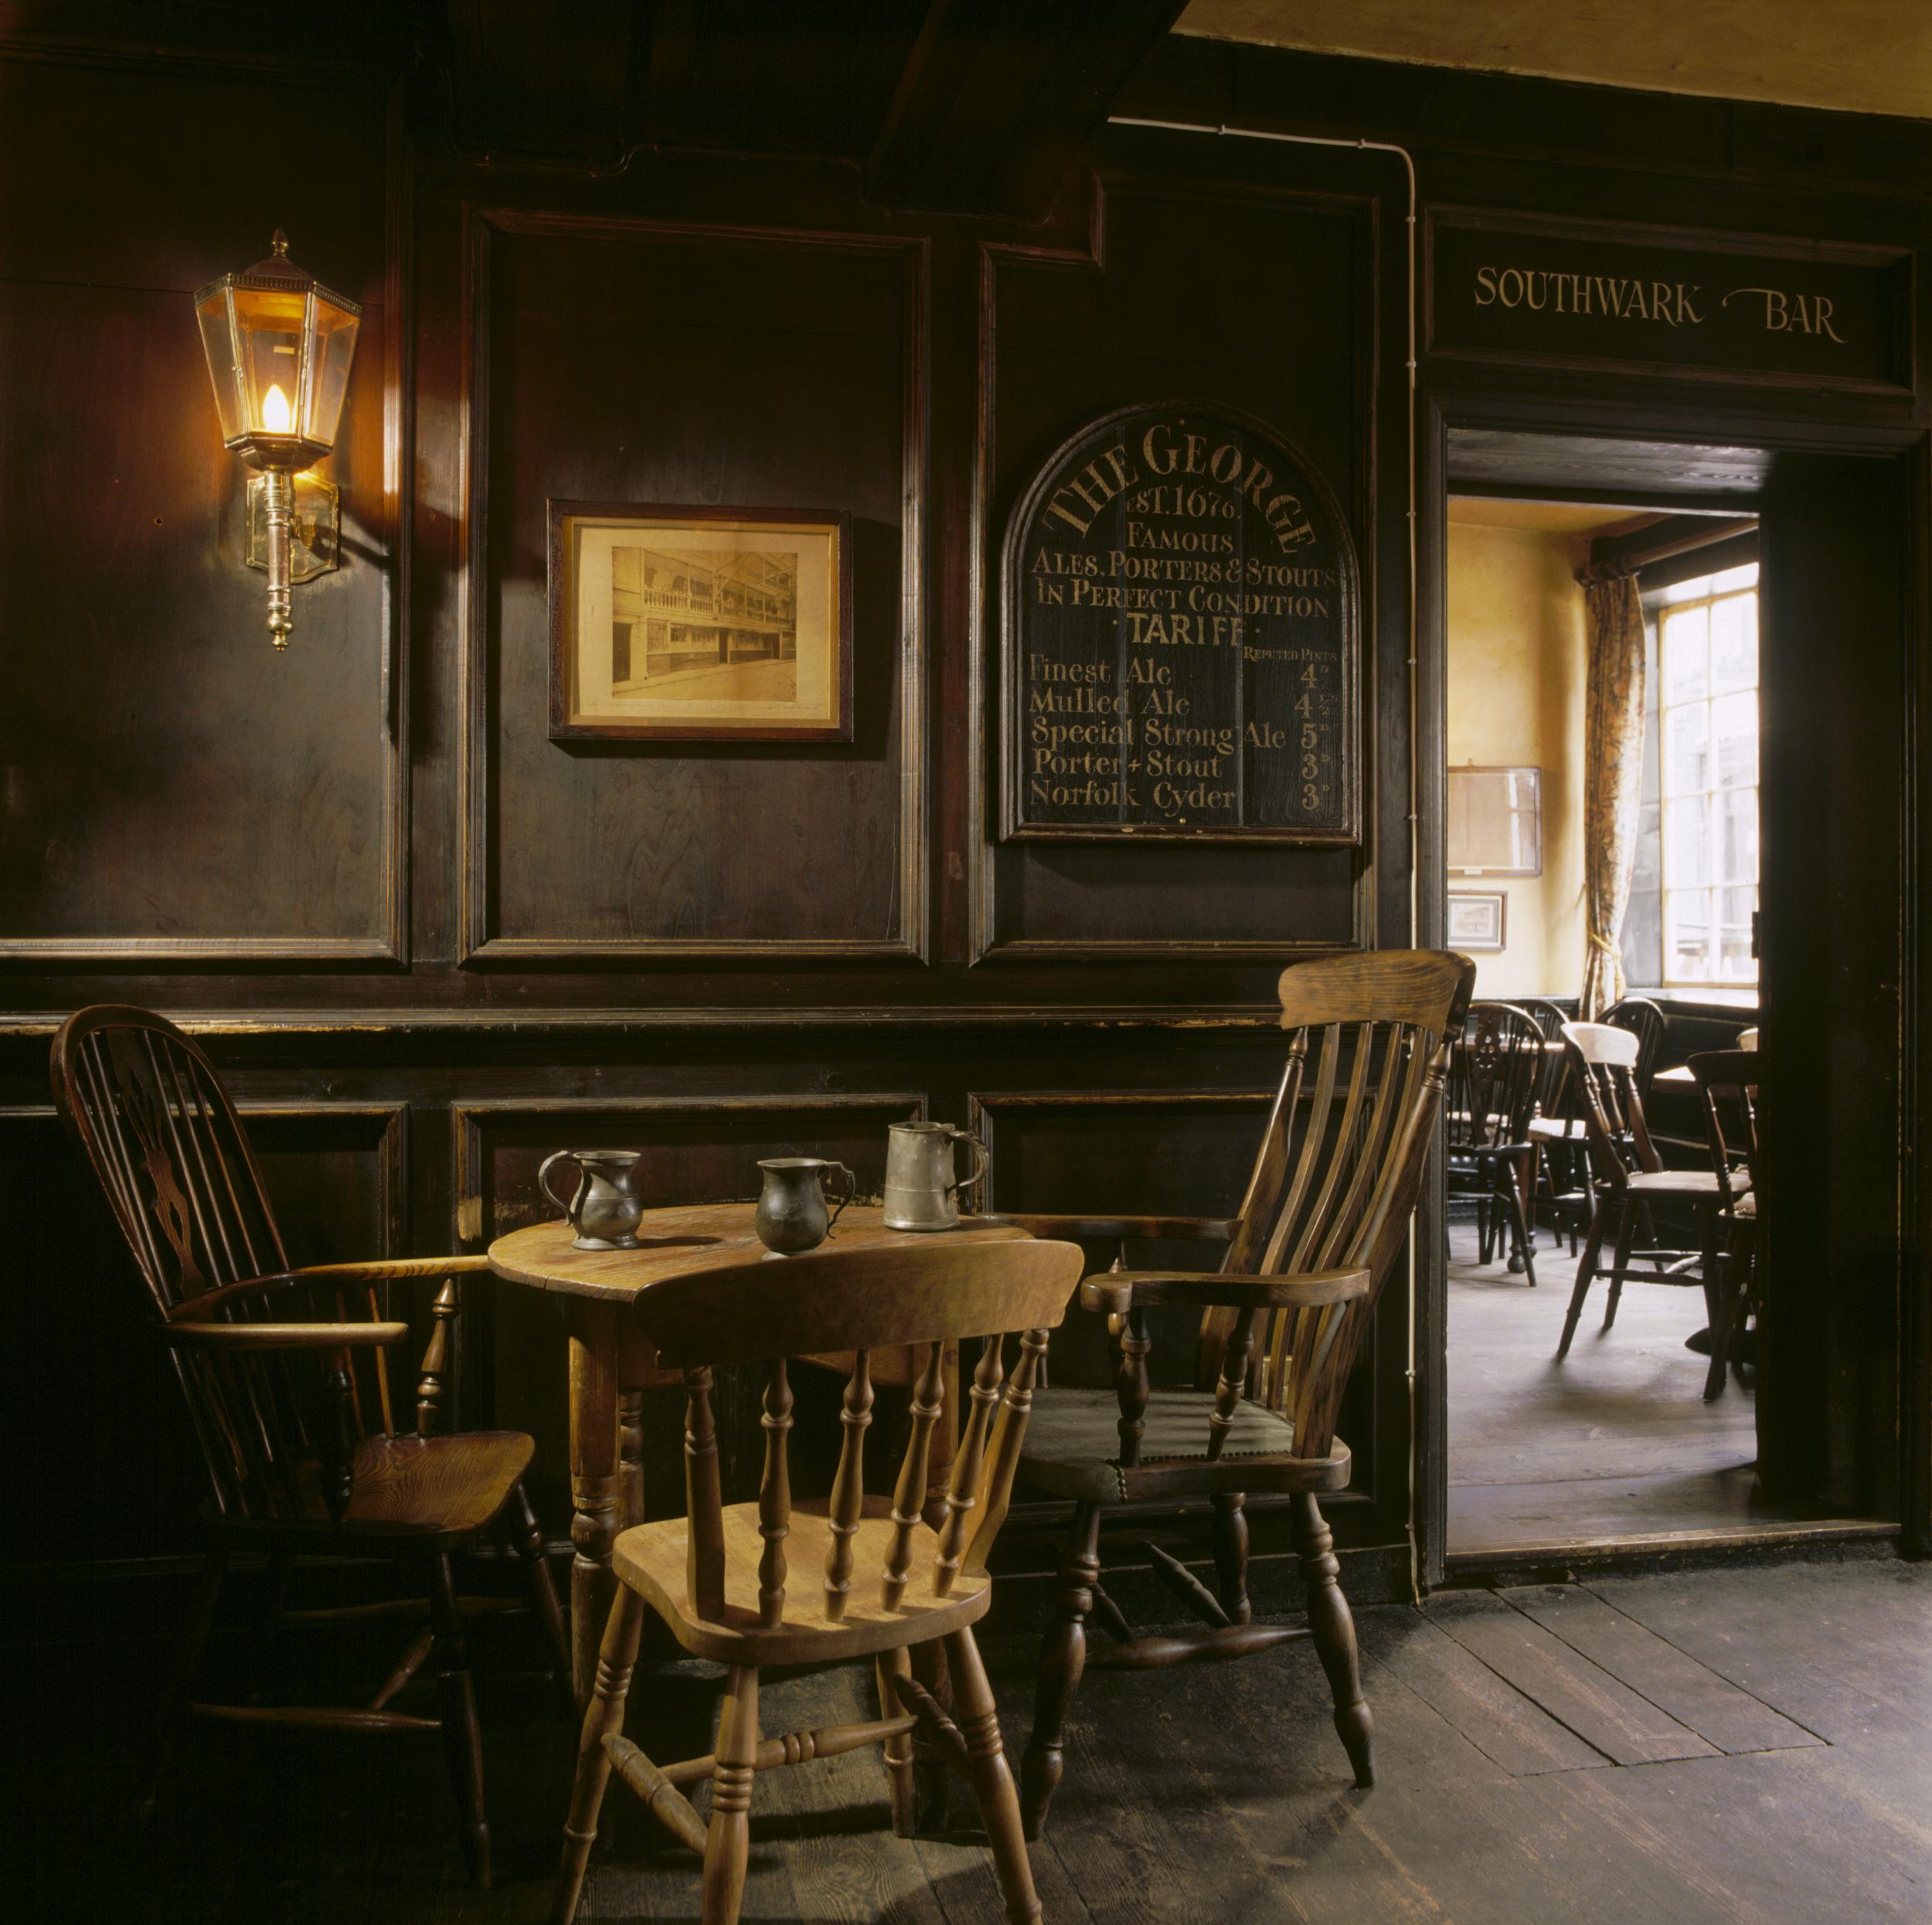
[883,1121,989,1231]
[754,1156,856,1256]
[539,1148,646,1251]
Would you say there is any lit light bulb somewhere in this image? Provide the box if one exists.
[262,383,292,434]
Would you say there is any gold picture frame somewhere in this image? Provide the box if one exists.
[548,500,853,743]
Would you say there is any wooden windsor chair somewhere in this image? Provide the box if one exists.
[1523,998,1589,1254]
[1445,1001,1544,1282]
[1555,1020,1742,1398]
[1602,995,1668,1098]
[1688,1049,1762,1399]
[552,1234,1087,1925]
[988,948,1475,1838]
[50,1005,569,1889]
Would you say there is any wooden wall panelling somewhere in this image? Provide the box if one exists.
[0,1100,406,1567]
[0,56,408,964]
[456,209,929,964]
[970,171,1386,963]
[451,1091,926,1523]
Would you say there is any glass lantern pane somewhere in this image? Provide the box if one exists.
[1663,702,1709,798]
[1711,592,1758,693]
[194,289,246,443]
[302,302,359,451]
[1713,691,1758,789]
[1667,889,1713,981]
[1665,794,1711,887]
[230,284,308,438]
[1662,606,1710,704]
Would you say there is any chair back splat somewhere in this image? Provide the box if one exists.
[1197,950,1477,1457]
[634,1238,1083,1630]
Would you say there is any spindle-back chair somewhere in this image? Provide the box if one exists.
[1446,1001,1544,1280]
[1524,998,1588,1252]
[987,949,1475,1838]
[1688,1049,1763,1396]
[51,1005,569,1889]
[1556,1021,1740,1399]
[553,1234,1086,1925]
[1603,994,1669,1096]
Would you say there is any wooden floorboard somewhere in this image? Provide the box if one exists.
[1423,1592,1719,1766]
[7,1558,1930,1922]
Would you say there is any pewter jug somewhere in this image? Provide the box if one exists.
[754,1157,857,1256]
[883,1121,988,1232]
[539,1148,646,1251]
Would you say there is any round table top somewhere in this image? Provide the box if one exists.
[487,1202,1030,1302]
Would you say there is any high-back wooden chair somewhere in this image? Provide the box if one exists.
[1689,1049,1763,1397]
[1602,994,1668,1096]
[1556,1020,1740,1398]
[1523,998,1589,1253]
[988,949,1475,1838]
[50,1005,568,1889]
[1445,1001,1545,1281]
[553,1234,1086,1925]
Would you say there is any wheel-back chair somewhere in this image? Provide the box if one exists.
[992,948,1476,1837]
[553,1233,1087,1925]
[51,1005,569,1889]
[1446,1001,1544,1282]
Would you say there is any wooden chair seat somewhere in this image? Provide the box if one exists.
[1624,1168,1749,1199]
[1529,1115,1585,1143]
[273,1430,536,1546]
[1018,1388,1350,1501]
[611,1496,992,1665]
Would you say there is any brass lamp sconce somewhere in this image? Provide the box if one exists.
[194,232,360,649]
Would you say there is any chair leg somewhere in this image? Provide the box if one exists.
[947,1627,1043,1925]
[877,1648,917,1838]
[508,1480,576,1717]
[553,1588,645,1925]
[1210,1492,1253,1624]
[1291,1493,1373,1789]
[138,1544,228,1825]
[1700,1206,1730,1403]
[429,1550,492,1890]
[1019,1498,1101,1839]
[1500,1169,1537,1286]
[1558,1199,1611,1359]
[701,1666,760,1925]
[1603,1205,1639,1332]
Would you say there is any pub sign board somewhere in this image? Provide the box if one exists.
[1427,209,1912,394]
[1000,402,1361,846]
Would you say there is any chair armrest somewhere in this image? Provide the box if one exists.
[168,1255,490,1325]
[977,1212,1239,1243]
[1080,1268,1372,1316]
[166,1320,412,1352]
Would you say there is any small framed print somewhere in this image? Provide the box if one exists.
[1447,889,1508,953]
[548,500,853,742]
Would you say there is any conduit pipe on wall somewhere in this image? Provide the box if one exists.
[1107,115,1427,1596]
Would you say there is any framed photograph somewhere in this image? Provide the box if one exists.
[1447,766,1543,875]
[548,500,853,743]
[1447,889,1508,952]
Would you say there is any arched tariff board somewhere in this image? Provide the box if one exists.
[1000,402,1361,845]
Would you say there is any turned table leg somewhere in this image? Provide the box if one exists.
[567,1300,622,1708]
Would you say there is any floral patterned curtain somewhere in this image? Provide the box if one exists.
[1577,560,1646,1019]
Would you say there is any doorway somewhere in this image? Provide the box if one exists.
[1417,423,1916,1578]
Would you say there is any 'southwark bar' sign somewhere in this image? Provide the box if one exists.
[1000,402,1360,846]
[1429,211,1910,390]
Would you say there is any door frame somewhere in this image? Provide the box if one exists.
[1413,391,1931,1587]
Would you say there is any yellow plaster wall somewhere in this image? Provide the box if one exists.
[1445,517,1589,1002]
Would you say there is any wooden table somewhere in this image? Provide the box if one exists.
[488,1202,1031,1702]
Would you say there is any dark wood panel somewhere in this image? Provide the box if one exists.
[0,1102,406,1566]
[463,214,926,961]
[975,176,1383,960]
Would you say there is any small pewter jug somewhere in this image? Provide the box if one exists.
[539,1148,645,1251]
[754,1157,857,1256]
[883,1121,988,1232]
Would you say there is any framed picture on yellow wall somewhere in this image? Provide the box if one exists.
[1447,889,1507,952]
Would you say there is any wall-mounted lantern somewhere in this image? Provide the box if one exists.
[193,232,360,650]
